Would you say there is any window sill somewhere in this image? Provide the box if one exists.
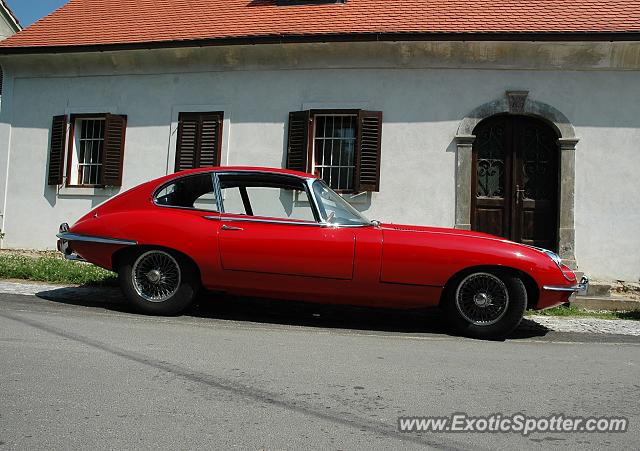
[58,186,119,197]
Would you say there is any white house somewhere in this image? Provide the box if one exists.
[0,0,638,281]
[0,1,19,41]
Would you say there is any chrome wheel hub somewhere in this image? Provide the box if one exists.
[473,292,491,307]
[146,269,162,284]
[455,273,509,326]
[132,251,181,303]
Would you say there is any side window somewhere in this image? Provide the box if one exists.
[218,174,316,222]
[245,186,315,221]
[155,173,218,212]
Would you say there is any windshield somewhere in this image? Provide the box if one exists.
[312,180,371,226]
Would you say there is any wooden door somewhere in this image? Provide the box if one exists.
[471,115,559,251]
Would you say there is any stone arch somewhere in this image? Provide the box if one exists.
[454,91,579,268]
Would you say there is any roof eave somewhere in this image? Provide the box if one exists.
[1,31,639,55]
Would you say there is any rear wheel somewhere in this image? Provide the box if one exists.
[444,270,527,339]
[118,248,200,315]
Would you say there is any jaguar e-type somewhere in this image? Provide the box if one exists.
[57,167,588,339]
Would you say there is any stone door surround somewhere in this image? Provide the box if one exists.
[454,91,579,268]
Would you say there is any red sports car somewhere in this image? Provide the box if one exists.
[57,167,588,339]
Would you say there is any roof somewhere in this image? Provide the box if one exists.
[176,166,317,180]
[1,0,639,54]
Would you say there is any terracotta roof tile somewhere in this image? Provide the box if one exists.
[1,0,639,51]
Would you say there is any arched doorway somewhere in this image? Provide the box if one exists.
[471,114,559,251]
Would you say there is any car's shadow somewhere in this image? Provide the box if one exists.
[34,285,549,340]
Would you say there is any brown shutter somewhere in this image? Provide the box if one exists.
[101,114,127,186]
[175,112,223,172]
[47,115,67,185]
[286,110,311,173]
[196,113,223,167]
[175,113,198,172]
[354,110,383,192]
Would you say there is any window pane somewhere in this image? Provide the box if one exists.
[219,174,315,221]
[247,187,315,221]
[312,113,357,191]
[76,117,106,186]
[155,173,218,211]
[220,187,246,215]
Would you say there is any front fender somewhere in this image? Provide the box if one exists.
[380,228,563,289]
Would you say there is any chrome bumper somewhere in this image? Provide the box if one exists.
[56,223,86,262]
[543,275,590,296]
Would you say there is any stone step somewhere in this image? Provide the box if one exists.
[577,280,611,298]
[571,296,640,312]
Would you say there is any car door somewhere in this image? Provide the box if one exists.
[216,173,356,280]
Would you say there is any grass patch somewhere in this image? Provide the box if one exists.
[527,304,640,321]
[0,253,117,286]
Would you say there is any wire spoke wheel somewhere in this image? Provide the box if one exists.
[132,250,182,303]
[455,272,510,326]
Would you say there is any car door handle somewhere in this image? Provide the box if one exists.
[221,225,243,231]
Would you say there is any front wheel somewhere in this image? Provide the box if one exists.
[444,270,527,339]
[118,248,200,315]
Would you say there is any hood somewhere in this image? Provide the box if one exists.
[381,223,506,241]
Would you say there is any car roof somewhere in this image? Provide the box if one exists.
[172,166,317,180]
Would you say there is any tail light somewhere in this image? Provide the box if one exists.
[560,264,577,282]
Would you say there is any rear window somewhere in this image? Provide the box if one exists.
[155,173,218,212]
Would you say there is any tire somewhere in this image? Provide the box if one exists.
[118,248,200,315]
[444,270,527,340]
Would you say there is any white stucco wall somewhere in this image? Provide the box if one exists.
[0,41,638,281]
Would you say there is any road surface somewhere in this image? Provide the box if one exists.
[0,286,638,450]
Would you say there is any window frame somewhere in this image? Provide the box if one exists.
[309,110,360,194]
[65,113,108,188]
[214,171,322,225]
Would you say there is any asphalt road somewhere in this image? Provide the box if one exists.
[0,288,638,450]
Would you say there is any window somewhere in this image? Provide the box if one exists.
[286,109,383,193]
[218,173,316,222]
[175,112,223,172]
[155,173,218,212]
[72,117,105,186]
[47,113,127,187]
[312,179,370,226]
[312,114,357,191]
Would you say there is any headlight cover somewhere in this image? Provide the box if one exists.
[530,246,575,281]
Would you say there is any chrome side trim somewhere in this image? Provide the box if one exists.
[56,232,137,246]
[205,215,372,228]
[542,286,577,292]
[543,276,589,296]
[204,215,323,228]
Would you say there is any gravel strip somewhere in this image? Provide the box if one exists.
[527,315,640,336]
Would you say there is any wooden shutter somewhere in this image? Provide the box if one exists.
[101,114,127,186]
[355,110,383,192]
[286,110,311,172]
[175,113,198,171]
[175,112,223,172]
[47,115,67,185]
